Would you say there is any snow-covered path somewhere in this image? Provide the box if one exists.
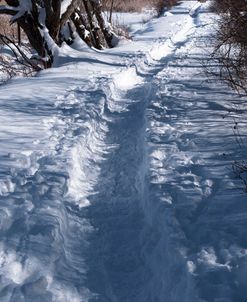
[0,1,247,302]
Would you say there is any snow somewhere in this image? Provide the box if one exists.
[11,0,32,22]
[61,0,73,16]
[189,2,202,17]
[0,1,247,301]
[110,10,157,33]
[112,66,143,90]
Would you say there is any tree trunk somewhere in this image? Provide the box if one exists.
[109,0,114,23]
[90,0,114,48]
[82,0,103,49]
[71,10,93,47]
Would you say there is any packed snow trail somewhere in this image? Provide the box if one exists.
[0,1,247,302]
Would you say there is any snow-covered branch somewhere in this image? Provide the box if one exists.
[0,5,17,15]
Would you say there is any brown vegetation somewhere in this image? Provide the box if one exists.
[211,0,247,93]
[0,16,17,39]
[102,0,178,14]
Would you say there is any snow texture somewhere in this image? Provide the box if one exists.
[0,1,247,302]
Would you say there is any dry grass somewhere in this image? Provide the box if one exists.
[102,0,178,14]
[0,16,18,39]
[0,15,26,45]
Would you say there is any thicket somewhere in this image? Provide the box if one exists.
[102,0,178,14]
[211,0,247,94]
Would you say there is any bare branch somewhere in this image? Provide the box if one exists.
[0,33,42,71]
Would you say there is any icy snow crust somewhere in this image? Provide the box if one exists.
[0,1,247,301]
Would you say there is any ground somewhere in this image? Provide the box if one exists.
[0,1,246,302]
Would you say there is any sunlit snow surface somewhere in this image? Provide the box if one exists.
[0,1,247,301]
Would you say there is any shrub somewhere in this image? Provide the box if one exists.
[102,0,178,14]
[211,0,247,94]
